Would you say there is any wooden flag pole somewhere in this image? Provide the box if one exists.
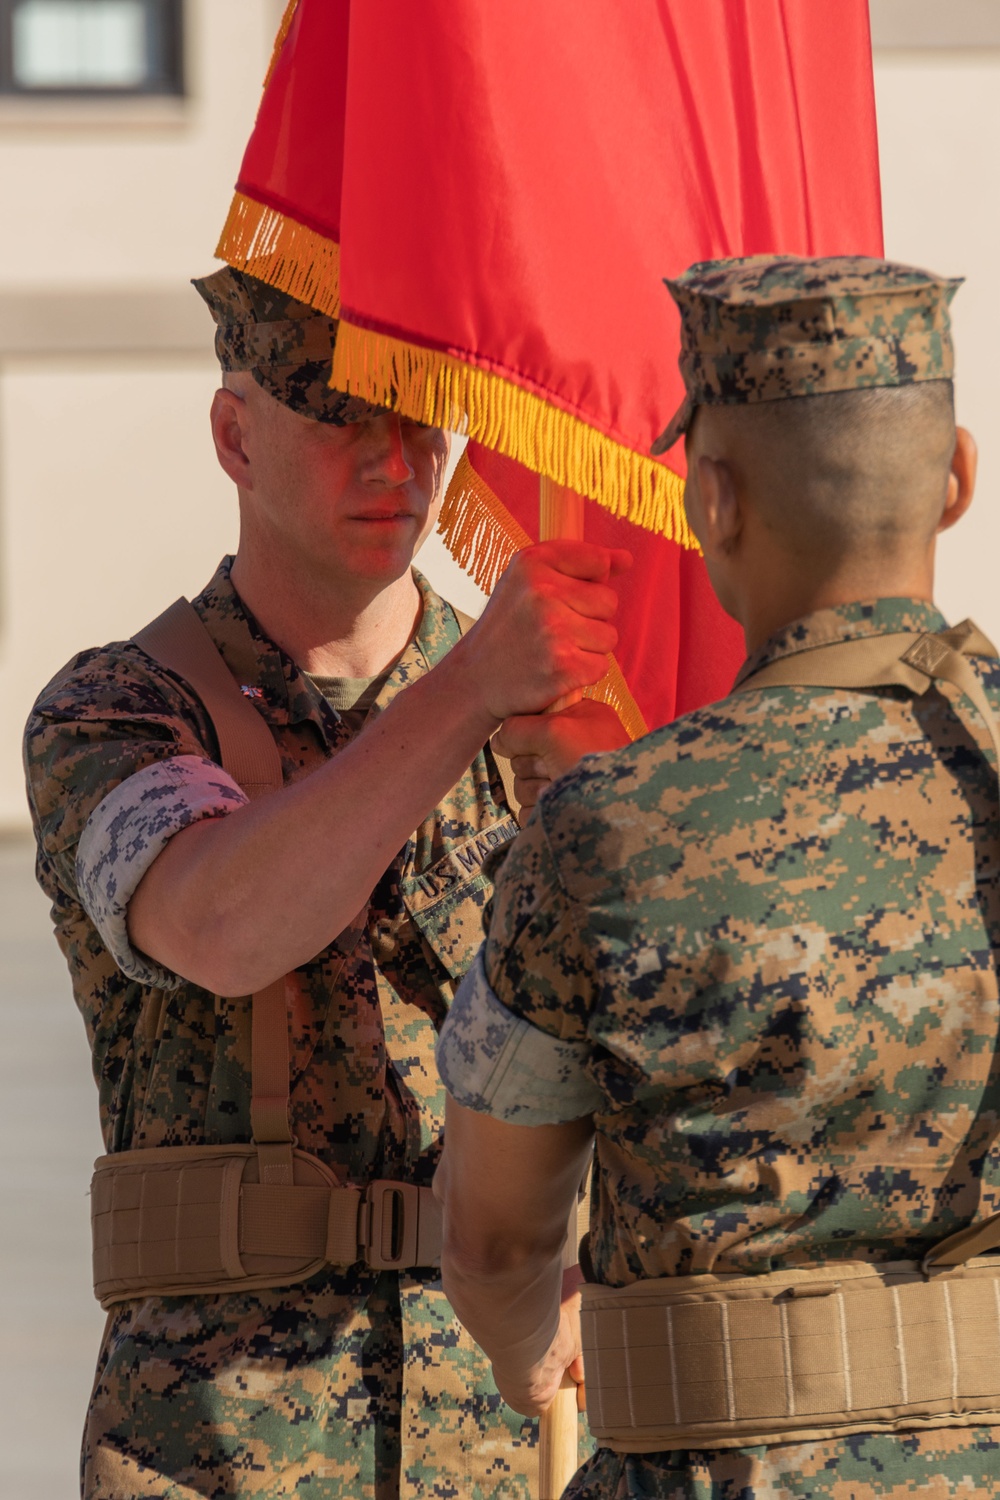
[539,475,587,716]
[537,1225,582,1500]
[539,475,586,558]
[536,473,584,1500]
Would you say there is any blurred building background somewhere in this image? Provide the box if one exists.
[0,2,998,1495]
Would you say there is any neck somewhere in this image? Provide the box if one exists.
[739,549,936,656]
[230,532,423,678]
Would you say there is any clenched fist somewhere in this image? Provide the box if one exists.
[457,541,632,724]
[494,698,632,819]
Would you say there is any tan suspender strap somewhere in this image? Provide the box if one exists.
[736,620,1000,788]
[452,604,522,821]
[89,597,449,1306]
[134,598,285,801]
[250,979,293,1152]
[133,598,292,1155]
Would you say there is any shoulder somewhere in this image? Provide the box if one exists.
[535,698,763,890]
[25,636,216,866]
[29,637,205,733]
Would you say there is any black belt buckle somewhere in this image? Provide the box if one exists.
[364,1181,421,1269]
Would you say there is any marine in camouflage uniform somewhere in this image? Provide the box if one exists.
[24,266,618,1499]
[436,257,1000,1498]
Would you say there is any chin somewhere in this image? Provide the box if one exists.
[346,543,420,586]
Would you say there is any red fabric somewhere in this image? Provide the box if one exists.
[468,444,745,728]
[230,0,883,726]
[236,0,349,244]
[340,0,882,461]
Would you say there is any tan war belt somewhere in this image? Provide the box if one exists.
[582,618,1000,1451]
[91,598,444,1308]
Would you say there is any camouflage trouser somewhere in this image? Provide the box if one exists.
[566,1428,1000,1499]
[83,1268,537,1500]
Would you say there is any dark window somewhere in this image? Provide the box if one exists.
[0,0,183,96]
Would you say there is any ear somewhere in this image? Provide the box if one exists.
[938,426,977,534]
[694,453,743,559]
[210,387,253,490]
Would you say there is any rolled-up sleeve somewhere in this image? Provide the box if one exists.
[438,950,602,1123]
[437,805,601,1124]
[76,754,248,987]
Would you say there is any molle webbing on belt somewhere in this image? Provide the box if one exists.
[90,598,441,1308]
[91,1145,442,1307]
[582,1258,1000,1452]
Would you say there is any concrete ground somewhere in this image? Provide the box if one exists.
[1,834,106,1499]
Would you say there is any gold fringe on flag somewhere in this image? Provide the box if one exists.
[214,192,341,318]
[440,450,649,741]
[263,0,300,91]
[332,322,693,547]
[588,657,649,743]
[438,448,533,595]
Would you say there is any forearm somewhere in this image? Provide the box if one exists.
[129,641,498,993]
[436,1103,594,1410]
[443,1238,564,1379]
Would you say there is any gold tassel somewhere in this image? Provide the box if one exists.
[438,449,533,595]
[333,322,693,548]
[263,0,300,91]
[214,193,341,318]
[587,657,649,743]
[440,452,649,741]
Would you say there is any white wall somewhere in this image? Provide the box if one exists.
[873,50,1000,638]
[0,356,234,825]
[0,0,277,288]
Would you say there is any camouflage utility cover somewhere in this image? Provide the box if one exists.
[24,559,537,1499]
[194,264,387,425]
[439,596,1000,1498]
[652,254,962,453]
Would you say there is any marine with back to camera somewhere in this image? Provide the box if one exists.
[436,254,1000,1499]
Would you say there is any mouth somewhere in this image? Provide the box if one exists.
[348,510,418,523]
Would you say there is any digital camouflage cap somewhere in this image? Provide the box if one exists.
[192,265,388,425]
[651,254,963,455]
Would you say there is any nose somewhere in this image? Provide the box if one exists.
[366,414,415,487]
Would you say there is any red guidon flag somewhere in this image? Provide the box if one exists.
[217,0,883,732]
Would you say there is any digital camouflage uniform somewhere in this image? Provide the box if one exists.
[438,257,1000,1498]
[24,558,537,1500]
[24,258,539,1500]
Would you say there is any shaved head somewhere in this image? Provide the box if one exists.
[690,381,957,568]
[220,369,253,397]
